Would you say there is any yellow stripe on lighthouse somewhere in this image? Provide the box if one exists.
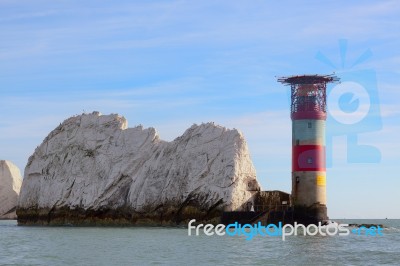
[316,175,326,186]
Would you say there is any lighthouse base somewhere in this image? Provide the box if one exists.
[220,191,329,226]
[292,203,328,225]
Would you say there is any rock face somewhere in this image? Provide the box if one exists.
[0,160,23,219]
[17,112,260,225]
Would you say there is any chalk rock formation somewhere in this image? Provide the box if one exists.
[0,160,22,219]
[17,112,260,225]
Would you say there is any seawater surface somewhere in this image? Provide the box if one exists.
[1,219,400,266]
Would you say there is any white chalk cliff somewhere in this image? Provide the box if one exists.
[0,160,22,219]
[17,112,260,225]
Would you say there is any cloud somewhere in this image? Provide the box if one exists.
[0,115,63,139]
[379,104,400,118]
[4,0,399,63]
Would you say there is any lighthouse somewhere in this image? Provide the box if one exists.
[278,74,339,223]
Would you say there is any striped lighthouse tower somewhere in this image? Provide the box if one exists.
[278,74,339,223]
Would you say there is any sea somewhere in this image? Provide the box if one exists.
[1,219,400,266]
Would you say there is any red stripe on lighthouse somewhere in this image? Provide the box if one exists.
[292,145,326,171]
[291,111,327,120]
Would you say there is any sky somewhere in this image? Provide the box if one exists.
[1,0,399,218]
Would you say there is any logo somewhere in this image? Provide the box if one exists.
[316,39,382,166]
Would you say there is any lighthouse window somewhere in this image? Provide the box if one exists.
[307,157,313,164]
[308,122,312,128]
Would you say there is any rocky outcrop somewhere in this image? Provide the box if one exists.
[0,160,22,219]
[17,112,260,225]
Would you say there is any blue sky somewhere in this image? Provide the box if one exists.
[1,0,399,218]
